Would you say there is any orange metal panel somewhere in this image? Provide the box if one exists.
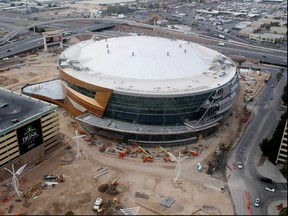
[59,69,113,117]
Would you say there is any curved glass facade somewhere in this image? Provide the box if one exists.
[103,71,239,126]
[62,70,239,128]
[105,93,212,125]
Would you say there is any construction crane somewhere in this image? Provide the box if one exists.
[137,146,153,163]
[156,145,172,162]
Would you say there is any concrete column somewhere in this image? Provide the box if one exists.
[43,35,48,52]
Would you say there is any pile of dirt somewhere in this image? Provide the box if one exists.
[98,184,109,193]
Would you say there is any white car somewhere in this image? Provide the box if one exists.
[265,187,275,192]
[93,198,103,211]
[254,198,260,207]
[237,162,243,169]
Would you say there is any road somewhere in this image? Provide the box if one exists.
[0,18,287,66]
[228,65,287,215]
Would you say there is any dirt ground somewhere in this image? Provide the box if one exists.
[0,38,270,215]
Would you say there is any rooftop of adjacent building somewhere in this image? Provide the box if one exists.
[0,87,58,134]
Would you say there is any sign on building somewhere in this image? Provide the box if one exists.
[17,119,43,155]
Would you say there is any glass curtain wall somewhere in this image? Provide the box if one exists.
[105,92,213,125]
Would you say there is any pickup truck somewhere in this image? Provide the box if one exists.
[93,198,103,211]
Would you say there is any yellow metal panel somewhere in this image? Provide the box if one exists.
[44,140,61,151]
[0,131,17,142]
[0,147,19,160]
[42,117,59,127]
[0,142,18,155]
[43,126,60,137]
[42,122,59,133]
[43,130,60,141]
[41,114,59,124]
[66,85,103,108]
[0,137,18,146]
[0,152,20,167]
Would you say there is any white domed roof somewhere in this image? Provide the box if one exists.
[59,36,237,96]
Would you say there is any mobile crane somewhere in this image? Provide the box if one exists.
[137,146,153,163]
[156,145,173,162]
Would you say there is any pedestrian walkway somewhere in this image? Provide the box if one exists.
[257,157,287,184]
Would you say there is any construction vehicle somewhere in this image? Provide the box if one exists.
[93,197,103,211]
[189,148,199,156]
[98,200,111,214]
[143,156,153,162]
[78,128,85,135]
[106,179,119,195]
[43,174,57,181]
[99,143,107,152]
[125,147,131,155]
[56,175,65,183]
[104,147,126,158]
[182,146,189,155]
[43,174,64,182]
[118,152,126,158]
[156,145,173,162]
[137,146,153,163]
[113,197,121,210]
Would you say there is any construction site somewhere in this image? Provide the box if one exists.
[0,31,272,215]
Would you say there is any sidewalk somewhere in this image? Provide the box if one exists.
[256,156,287,184]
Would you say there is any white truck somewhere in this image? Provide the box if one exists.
[93,198,103,211]
[218,42,225,46]
[218,34,226,39]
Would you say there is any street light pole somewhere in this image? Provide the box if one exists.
[72,130,85,158]
[4,164,27,197]
[168,152,188,184]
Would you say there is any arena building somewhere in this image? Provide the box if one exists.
[23,35,240,146]
[0,88,61,177]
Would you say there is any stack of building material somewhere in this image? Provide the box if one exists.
[160,196,174,208]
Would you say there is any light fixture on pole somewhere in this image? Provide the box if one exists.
[72,130,85,158]
[168,152,188,184]
[4,164,27,197]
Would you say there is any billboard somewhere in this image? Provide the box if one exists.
[17,119,43,155]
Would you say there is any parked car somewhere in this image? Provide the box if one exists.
[12,119,20,124]
[237,162,243,169]
[93,198,103,211]
[265,187,275,192]
[254,198,260,207]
